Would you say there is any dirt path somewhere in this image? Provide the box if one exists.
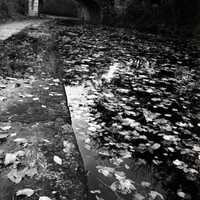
[0,19,48,40]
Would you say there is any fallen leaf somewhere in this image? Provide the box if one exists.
[14,138,28,145]
[0,125,11,131]
[90,190,101,194]
[151,143,161,150]
[96,166,115,177]
[7,168,27,184]
[26,168,38,177]
[95,196,104,200]
[177,191,186,198]
[141,181,151,188]
[173,159,184,166]
[110,178,136,194]
[0,134,9,142]
[193,145,200,152]
[11,133,17,137]
[33,97,39,101]
[149,191,164,200]
[54,156,62,165]
[134,193,145,200]
[0,96,6,101]
[4,153,17,165]
[16,188,34,197]
[39,197,52,200]
[63,141,74,154]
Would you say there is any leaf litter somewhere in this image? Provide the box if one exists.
[0,21,199,200]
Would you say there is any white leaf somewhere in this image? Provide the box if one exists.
[16,188,34,197]
[193,145,200,152]
[0,125,11,131]
[63,141,74,153]
[122,118,140,128]
[151,143,161,150]
[163,135,179,142]
[39,197,52,200]
[173,159,184,166]
[11,133,17,137]
[149,191,164,200]
[85,138,91,144]
[0,134,9,140]
[114,171,126,180]
[90,190,101,194]
[96,166,115,177]
[14,138,28,144]
[110,178,136,194]
[177,191,186,198]
[53,79,60,83]
[95,196,104,200]
[33,97,39,101]
[4,153,17,165]
[125,164,130,169]
[141,181,151,188]
[54,156,62,165]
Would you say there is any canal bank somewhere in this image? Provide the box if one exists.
[0,20,87,200]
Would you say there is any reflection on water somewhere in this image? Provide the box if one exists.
[102,62,121,82]
[64,62,165,200]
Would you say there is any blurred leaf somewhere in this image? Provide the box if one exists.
[16,188,34,197]
[110,178,136,194]
[53,155,62,165]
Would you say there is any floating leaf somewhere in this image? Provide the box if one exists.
[33,97,39,101]
[95,196,104,200]
[163,135,178,142]
[4,153,17,165]
[141,181,151,188]
[39,197,52,200]
[143,109,160,122]
[90,190,101,194]
[96,166,115,177]
[149,191,164,200]
[177,191,186,198]
[14,138,28,145]
[0,125,11,131]
[151,143,161,150]
[7,168,27,184]
[54,156,62,165]
[63,141,74,154]
[16,188,34,197]
[134,193,145,200]
[110,178,136,194]
[0,134,9,142]
[193,145,200,152]
[173,159,184,166]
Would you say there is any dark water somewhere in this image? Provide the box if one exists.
[65,62,165,200]
[56,23,200,200]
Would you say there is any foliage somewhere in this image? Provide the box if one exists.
[0,0,26,22]
[122,0,200,35]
